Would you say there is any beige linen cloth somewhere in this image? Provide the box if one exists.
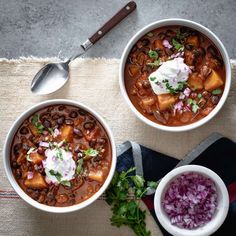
[0,58,235,236]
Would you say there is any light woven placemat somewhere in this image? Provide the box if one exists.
[0,58,235,236]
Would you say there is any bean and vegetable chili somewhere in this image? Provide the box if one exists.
[125,26,226,126]
[11,105,112,207]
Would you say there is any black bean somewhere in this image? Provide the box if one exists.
[141,38,150,46]
[26,188,33,194]
[157,32,166,40]
[52,114,60,120]
[37,147,44,155]
[65,119,74,125]
[58,105,65,111]
[57,115,65,125]
[84,121,95,130]
[97,137,107,145]
[16,169,21,179]
[211,96,220,105]
[185,44,194,50]
[207,45,218,57]
[74,145,82,153]
[13,143,21,155]
[20,126,29,135]
[12,161,18,169]
[89,139,97,148]
[46,191,55,200]
[73,128,83,138]
[202,91,211,99]
[31,191,40,200]
[142,80,151,89]
[69,110,78,118]
[43,119,51,128]
[78,109,87,116]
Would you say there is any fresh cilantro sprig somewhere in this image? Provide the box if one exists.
[84,148,99,157]
[106,167,158,236]
[31,114,44,134]
[76,159,83,175]
[212,88,222,95]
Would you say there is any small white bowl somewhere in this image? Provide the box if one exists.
[119,18,231,132]
[154,165,229,236]
[3,99,117,213]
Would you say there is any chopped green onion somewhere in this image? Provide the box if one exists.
[147,59,161,67]
[212,88,222,95]
[60,180,71,187]
[84,148,99,157]
[76,159,83,175]
[172,38,184,51]
[148,50,158,59]
[198,93,202,99]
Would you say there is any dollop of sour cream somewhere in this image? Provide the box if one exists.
[148,58,191,95]
[43,147,76,184]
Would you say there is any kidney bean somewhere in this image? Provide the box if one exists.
[20,126,29,135]
[190,92,197,99]
[84,121,95,130]
[69,110,78,118]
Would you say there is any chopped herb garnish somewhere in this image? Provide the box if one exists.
[172,38,184,51]
[31,114,44,134]
[48,128,54,135]
[212,88,222,95]
[146,32,153,37]
[56,147,63,160]
[49,170,62,182]
[198,93,202,99]
[148,50,158,59]
[106,167,157,236]
[147,58,161,67]
[60,180,71,187]
[163,80,186,94]
[187,99,200,113]
[76,159,83,175]
[149,76,156,81]
[84,148,99,158]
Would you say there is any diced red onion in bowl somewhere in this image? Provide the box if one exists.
[162,172,218,229]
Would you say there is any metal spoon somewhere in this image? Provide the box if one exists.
[31,1,136,95]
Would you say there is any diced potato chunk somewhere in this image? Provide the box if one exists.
[204,70,224,91]
[154,39,164,50]
[186,36,200,48]
[157,94,176,111]
[88,170,104,183]
[139,97,156,109]
[188,73,204,90]
[24,172,47,189]
[60,125,73,142]
[29,152,44,164]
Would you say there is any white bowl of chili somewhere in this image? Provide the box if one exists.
[119,18,231,131]
[3,99,116,213]
[154,165,229,236]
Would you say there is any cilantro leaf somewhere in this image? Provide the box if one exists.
[84,148,99,157]
[76,159,83,175]
[49,170,62,182]
[131,175,145,188]
[60,180,71,187]
[31,114,44,134]
[172,38,184,51]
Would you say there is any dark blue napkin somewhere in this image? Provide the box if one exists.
[116,133,236,236]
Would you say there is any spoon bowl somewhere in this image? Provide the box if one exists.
[31,62,69,95]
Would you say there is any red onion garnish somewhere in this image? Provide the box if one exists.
[53,128,60,138]
[163,39,172,49]
[183,87,191,97]
[162,172,217,229]
[27,171,34,180]
[39,141,49,148]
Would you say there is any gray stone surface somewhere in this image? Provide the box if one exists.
[0,0,236,59]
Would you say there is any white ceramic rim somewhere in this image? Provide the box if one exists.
[154,165,229,236]
[119,18,231,132]
[3,99,117,213]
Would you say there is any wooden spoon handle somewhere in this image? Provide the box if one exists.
[88,1,136,45]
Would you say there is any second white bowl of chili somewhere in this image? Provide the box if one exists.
[119,18,231,131]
